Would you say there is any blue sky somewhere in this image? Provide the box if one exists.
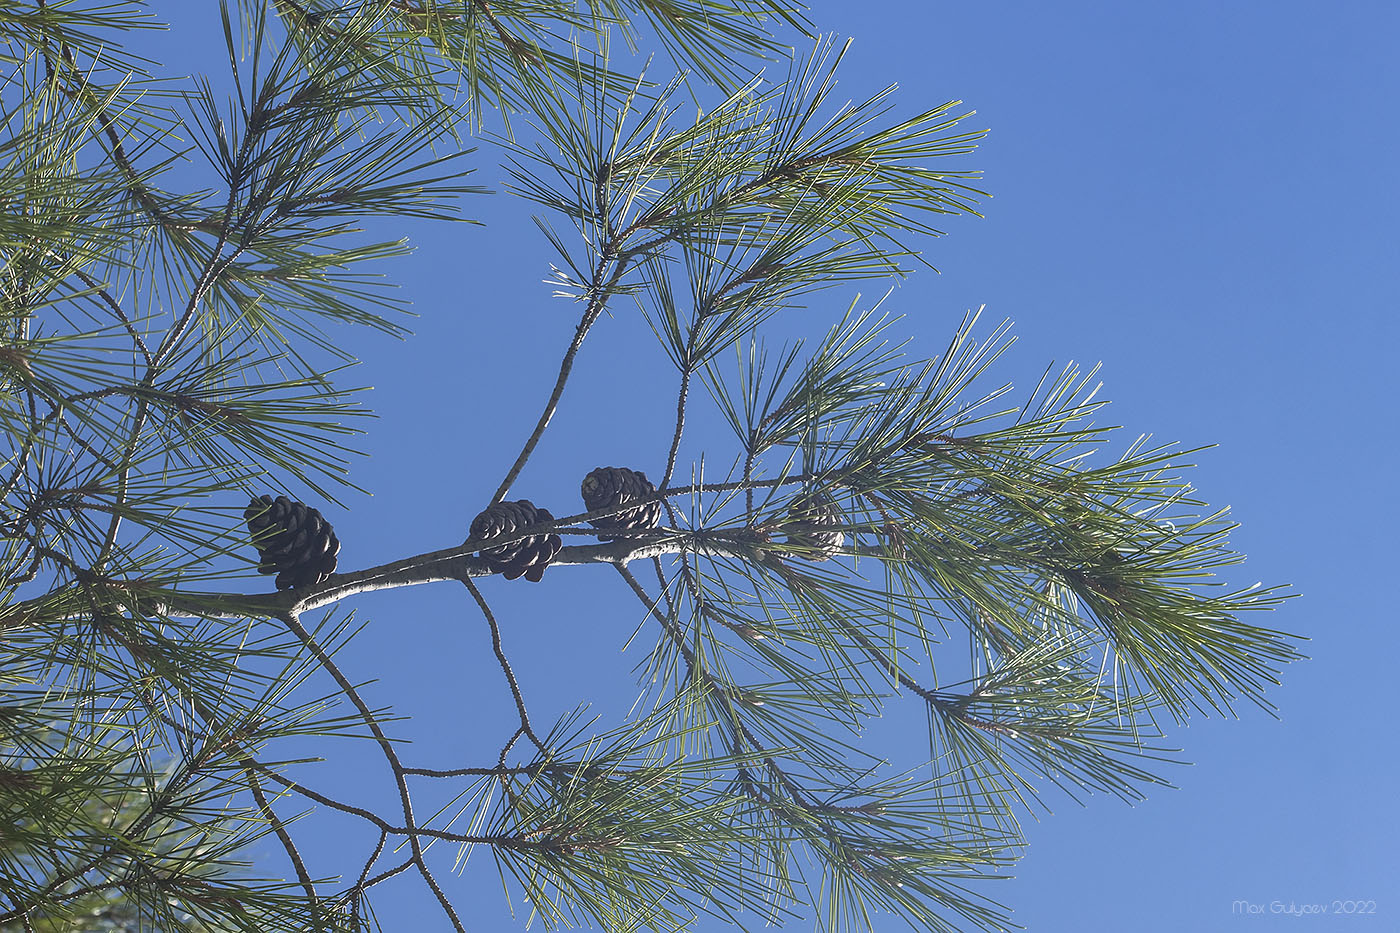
[140,2,1398,930]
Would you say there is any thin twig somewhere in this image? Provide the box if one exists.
[490,254,629,505]
[249,763,398,831]
[72,267,152,368]
[355,857,415,892]
[660,363,691,490]
[345,829,389,924]
[246,762,322,929]
[464,577,545,752]
[279,610,465,933]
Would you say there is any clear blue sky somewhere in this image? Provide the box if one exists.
[142,3,1398,930]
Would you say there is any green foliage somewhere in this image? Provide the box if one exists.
[0,2,1299,932]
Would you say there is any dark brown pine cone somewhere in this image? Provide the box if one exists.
[468,499,562,583]
[245,494,340,590]
[580,466,661,541]
[783,492,845,561]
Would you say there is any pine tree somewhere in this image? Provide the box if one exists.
[0,3,1299,932]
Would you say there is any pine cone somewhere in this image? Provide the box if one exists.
[783,492,844,561]
[580,467,661,541]
[245,494,340,590]
[469,499,562,583]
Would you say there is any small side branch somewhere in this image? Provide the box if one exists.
[660,362,692,490]
[245,762,321,928]
[278,611,465,933]
[463,578,544,752]
[491,253,631,505]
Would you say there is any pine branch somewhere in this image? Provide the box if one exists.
[491,251,631,504]
[279,610,466,933]
[1,4,1300,931]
